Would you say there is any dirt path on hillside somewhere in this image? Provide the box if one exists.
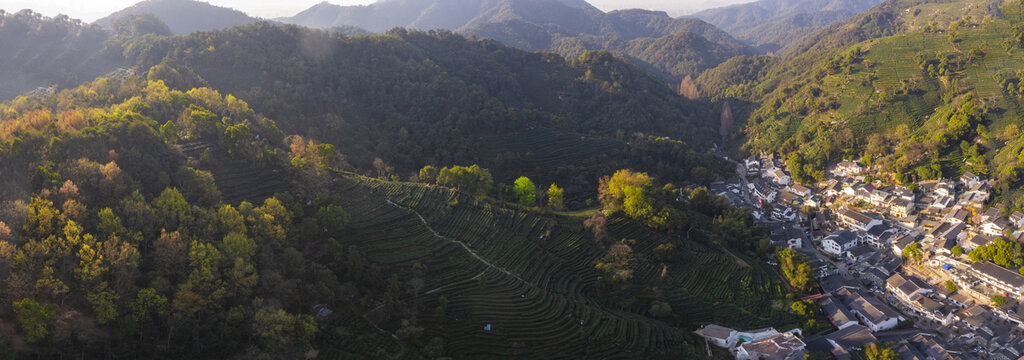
[386,199,528,284]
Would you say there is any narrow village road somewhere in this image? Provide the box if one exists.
[736,162,755,206]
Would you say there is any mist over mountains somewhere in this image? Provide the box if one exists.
[93,0,260,34]
[691,0,885,51]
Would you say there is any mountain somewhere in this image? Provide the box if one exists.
[692,0,885,52]
[278,0,753,81]
[0,10,119,100]
[118,24,729,200]
[0,19,794,358]
[279,0,590,32]
[93,0,260,35]
[735,0,1017,189]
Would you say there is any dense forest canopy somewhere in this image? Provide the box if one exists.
[0,55,787,358]
[0,9,735,206]
[115,23,731,204]
[11,0,1006,356]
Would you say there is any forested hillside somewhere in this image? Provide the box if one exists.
[0,2,885,358]
[0,10,119,100]
[726,0,1024,207]
[278,0,753,82]
[118,24,730,203]
[0,61,793,357]
[692,0,885,51]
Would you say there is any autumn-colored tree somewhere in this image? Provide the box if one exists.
[584,212,608,245]
[0,221,12,243]
[153,229,187,278]
[678,75,699,100]
[22,197,61,239]
[546,183,564,210]
[62,199,86,223]
[595,243,637,283]
[419,165,439,184]
[74,244,106,282]
[217,205,247,235]
[57,180,80,202]
[598,169,653,213]
[903,243,924,263]
[865,343,898,360]
[720,101,734,143]
[778,248,812,290]
[437,165,493,196]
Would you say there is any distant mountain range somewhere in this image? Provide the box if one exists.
[0,10,118,99]
[691,0,884,52]
[93,0,260,35]
[277,0,589,32]
[276,0,753,82]
[5,0,889,94]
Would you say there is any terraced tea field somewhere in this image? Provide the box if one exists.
[179,140,290,204]
[316,175,794,358]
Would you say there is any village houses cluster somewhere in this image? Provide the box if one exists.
[696,154,1024,359]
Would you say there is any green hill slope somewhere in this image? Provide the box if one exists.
[120,25,730,203]
[314,175,794,358]
[738,0,1024,190]
[0,73,793,358]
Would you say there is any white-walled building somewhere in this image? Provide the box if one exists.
[822,230,860,257]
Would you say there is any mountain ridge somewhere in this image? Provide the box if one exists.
[277,0,753,81]
[691,0,885,51]
[93,0,261,35]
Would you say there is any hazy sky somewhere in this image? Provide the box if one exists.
[0,0,757,23]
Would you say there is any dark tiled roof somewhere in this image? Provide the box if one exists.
[694,324,734,340]
[839,209,875,226]
[867,224,893,237]
[895,340,927,360]
[826,230,859,247]
[967,235,991,248]
[820,296,856,326]
[893,234,916,248]
[971,262,1024,289]
[826,324,876,347]
[914,294,943,312]
[838,288,899,324]
[848,245,874,259]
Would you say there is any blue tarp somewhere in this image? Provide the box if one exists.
[942,264,953,270]
[484,324,492,331]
